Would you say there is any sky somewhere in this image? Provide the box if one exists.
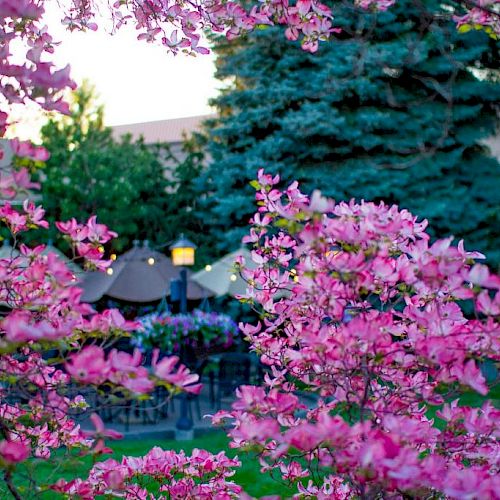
[9,3,220,140]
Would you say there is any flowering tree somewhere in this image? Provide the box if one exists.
[213,170,500,498]
[0,0,223,486]
[0,186,218,495]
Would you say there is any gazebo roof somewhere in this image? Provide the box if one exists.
[80,242,211,303]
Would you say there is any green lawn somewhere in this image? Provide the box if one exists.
[2,431,294,499]
[3,388,498,498]
[113,433,293,497]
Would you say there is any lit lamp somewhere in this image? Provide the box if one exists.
[170,235,196,267]
[169,235,197,315]
[169,234,197,440]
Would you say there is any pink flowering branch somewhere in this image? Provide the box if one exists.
[454,0,500,36]
[0,195,206,495]
[53,446,242,498]
[214,170,500,498]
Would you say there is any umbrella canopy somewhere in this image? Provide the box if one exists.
[191,247,256,298]
[0,140,41,206]
[44,244,82,276]
[80,241,211,303]
[0,240,17,260]
[0,240,81,275]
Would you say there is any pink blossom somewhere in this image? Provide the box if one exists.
[10,139,50,162]
[65,346,109,384]
[468,264,500,289]
[85,413,123,442]
[0,440,30,463]
[152,352,202,394]
[86,215,117,243]
[452,359,489,396]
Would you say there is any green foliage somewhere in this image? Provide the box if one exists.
[40,83,206,254]
[200,0,500,266]
[162,132,214,267]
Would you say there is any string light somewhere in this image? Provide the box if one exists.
[106,268,114,276]
[205,264,212,272]
[230,273,237,282]
[147,257,155,265]
[110,253,117,261]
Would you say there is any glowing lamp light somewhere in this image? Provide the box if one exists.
[325,245,340,258]
[110,253,117,261]
[147,257,155,266]
[205,264,212,272]
[230,273,238,282]
[106,267,114,276]
[170,234,197,267]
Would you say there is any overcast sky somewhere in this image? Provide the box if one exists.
[9,3,219,140]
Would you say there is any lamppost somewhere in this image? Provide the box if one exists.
[170,234,197,440]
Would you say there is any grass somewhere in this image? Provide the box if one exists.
[114,432,293,497]
[3,388,498,498]
[1,431,294,499]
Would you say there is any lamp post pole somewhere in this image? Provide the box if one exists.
[170,235,197,441]
[180,268,187,315]
[175,267,193,439]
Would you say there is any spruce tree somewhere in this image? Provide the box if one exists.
[200,0,500,265]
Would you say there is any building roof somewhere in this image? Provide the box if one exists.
[111,114,214,144]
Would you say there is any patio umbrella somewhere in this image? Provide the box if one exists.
[80,241,211,303]
[44,243,83,276]
[0,139,41,206]
[0,240,18,260]
[0,240,82,308]
[0,240,81,276]
[191,247,256,298]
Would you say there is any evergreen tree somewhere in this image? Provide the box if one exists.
[201,0,500,265]
[40,84,204,253]
[162,133,215,268]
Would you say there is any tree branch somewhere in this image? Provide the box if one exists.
[3,470,22,500]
